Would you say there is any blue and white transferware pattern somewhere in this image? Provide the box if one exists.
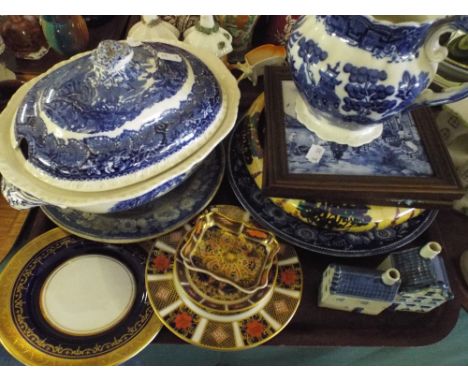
[0,39,239,212]
[41,145,224,243]
[14,40,224,192]
[319,264,401,315]
[282,80,433,176]
[228,123,438,257]
[287,16,468,146]
[379,243,454,313]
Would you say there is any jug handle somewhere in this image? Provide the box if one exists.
[415,16,468,107]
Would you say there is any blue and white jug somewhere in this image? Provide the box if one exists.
[287,16,468,146]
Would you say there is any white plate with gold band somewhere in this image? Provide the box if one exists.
[0,228,162,365]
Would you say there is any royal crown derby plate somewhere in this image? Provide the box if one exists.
[228,123,438,257]
[41,146,224,244]
[176,205,279,314]
[0,42,238,212]
[0,228,162,365]
[146,224,302,351]
[240,93,423,233]
[179,209,279,294]
[10,39,239,192]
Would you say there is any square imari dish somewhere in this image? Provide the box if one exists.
[180,210,280,294]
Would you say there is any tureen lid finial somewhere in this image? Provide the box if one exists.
[92,40,134,75]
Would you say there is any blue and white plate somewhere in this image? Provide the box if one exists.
[42,145,224,243]
[0,228,162,365]
[228,127,438,257]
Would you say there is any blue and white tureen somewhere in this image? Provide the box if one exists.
[0,39,240,213]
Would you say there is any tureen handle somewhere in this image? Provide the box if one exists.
[415,16,468,107]
[1,178,46,210]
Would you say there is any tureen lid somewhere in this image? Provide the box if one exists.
[13,39,229,192]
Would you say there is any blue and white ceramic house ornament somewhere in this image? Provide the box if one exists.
[379,241,454,313]
[287,15,468,146]
[318,264,401,315]
[0,39,240,213]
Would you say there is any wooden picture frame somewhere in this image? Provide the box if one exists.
[263,66,464,207]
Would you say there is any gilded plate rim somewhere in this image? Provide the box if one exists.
[0,228,163,365]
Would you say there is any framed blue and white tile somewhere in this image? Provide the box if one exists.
[262,66,464,207]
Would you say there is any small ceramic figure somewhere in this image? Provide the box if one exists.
[379,241,454,313]
[216,16,259,62]
[127,15,179,42]
[40,16,89,57]
[0,16,49,60]
[319,264,401,315]
[230,44,286,86]
[183,16,233,60]
[160,16,198,35]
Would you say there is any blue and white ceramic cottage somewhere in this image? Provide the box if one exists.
[379,242,454,313]
[287,16,468,146]
[0,39,240,213]
[319,264,401,315]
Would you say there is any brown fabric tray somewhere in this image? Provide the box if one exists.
[5,176,462,347]
[1,66,464,348]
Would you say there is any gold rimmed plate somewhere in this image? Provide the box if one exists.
[0,228,162,365]
[145,207,303,351]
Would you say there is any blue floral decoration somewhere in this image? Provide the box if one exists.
[395,70,430,111]
[288,33,343,117]
[316,16,432,63]
[42,146,224,242]
[15,42,222,182]
[342,63,396,123]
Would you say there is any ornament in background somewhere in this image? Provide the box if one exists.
[183,16,233,60]
[40,15,89,57]
[216,15,259,62]
[0,16,49,60]
[127,15,179,42]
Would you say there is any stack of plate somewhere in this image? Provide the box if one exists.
[145,205,303,350]
[0,39,240,242]
[228,94,438,257]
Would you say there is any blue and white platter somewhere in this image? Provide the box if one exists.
[228,125,438,257]
[0,228,162,365]
[41,145,224,243]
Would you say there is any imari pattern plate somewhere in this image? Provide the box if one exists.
[145,215,302,351]
[179,209,280,294]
